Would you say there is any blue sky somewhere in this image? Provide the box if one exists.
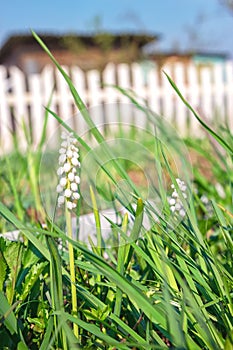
[1,0,233,55]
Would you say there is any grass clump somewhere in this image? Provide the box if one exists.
[0,33,232,349]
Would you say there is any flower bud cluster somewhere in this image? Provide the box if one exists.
[168,178,187,218]
[200,194,214,219]
[56,131,81,210]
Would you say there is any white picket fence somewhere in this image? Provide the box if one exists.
[0,61,233,152]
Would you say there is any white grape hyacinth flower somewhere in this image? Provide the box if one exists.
[168,178,187,218]
[56,131,81,210]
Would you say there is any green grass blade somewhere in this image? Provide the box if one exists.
[124,198,144,269]
[0,291,18,334]
[164,71,233,155]
[114,212,128,317]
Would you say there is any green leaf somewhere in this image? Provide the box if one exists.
[17,341,28,350]
[0,244,7,290]
[65,312,131,349]
[19,261,48,302]
[0,291,18,334]
[4,241,22,304]
[124,197,144,269]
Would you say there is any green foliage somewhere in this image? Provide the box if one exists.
[0,32,232,349]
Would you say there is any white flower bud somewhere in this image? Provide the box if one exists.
[71,182,78,191]
[58,196,65,206]
[60,177,67,187]
[61,141,67,147]
[168,198,176,205]
[172,191,178,198]
[64,189,72,198]
[180,185,187,192]
[201,195,209,204]
[72,151,79,159]
[66,201,73,210]
[75,176,80,184]
[59,154,66,164]
[179,209,186,217]
[73,192,80,200]
[56,184,63,193]
[61,132,67,139]
[175,202,182,211]
[63,162,71,172]
[57,167,64,176]
[71,157,79,166]
[68,172,75,181]
[66,149,73,158]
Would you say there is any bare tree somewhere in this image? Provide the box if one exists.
[220,0,233,12]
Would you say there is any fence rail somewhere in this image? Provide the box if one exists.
[0,61,233,152]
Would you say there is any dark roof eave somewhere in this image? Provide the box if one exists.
[0,32,160,62]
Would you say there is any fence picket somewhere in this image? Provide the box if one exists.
[9,66,28,149]
[71,65,87,135]
[117,63,134,125]
[0,66,12,152]
[213,63,225,121]
[86,69,104,132]
[161,64,174,124]
[200,67,213,123]
[147,63,161,116]
[56,66,73,125]
[131,63,147,128]
[225,61,233,131]
[28,73,44,145]
[173,63,188,136]
[41,65,58,146]
[102,63,119,126]
[186,64,201,134]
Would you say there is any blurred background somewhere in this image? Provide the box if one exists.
[1,0,233,57]
[0,0,233,152]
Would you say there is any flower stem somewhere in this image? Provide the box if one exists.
[65,205,79,339]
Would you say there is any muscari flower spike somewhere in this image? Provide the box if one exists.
[56,131,81,210]
[168,178,187,218]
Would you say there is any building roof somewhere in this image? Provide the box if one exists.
[147,50,229,60]
[0,32,159,62]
